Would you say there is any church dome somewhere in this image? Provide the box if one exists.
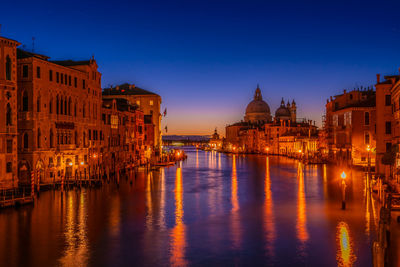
[275,98,291,120]
[244,86,272,123]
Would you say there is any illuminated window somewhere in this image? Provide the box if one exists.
[136,100,140,106]
[150,100,153,106]
[364,132,370,145]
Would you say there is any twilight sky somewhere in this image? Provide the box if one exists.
[2,0,400,135]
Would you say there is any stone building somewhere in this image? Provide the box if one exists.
[324,88,376,166]
[102,83,162,155]
[0,36,20,189]
[16,49,103,185]
[225,85,316,155]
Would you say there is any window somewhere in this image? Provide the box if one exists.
[50,129,54,148]
[6,162,12,173]
[385,95,391,106]
[37,96,41,112]
[37,128,41,148]
[6,103,12,126]
[68,98,71,115]
[136,100,140,106]
[64,74,67,85]
[386,142,392,152]
[22,91,28,111]
[365,112,370,125]
[69,76,71,86]
[56,72,59,83]
[83,79,86,89]
[49,99,53,114]
[36,66,41,78]
[349,94,353,100]
[49,70,53,81]
[365,132,370,145]
[83,104,86,117]
[23,65,28,78]
[61,73,64,84]
[64,99,67,115]
[150,100,153,106]
[6,140,12,153]
[335,102,339,110]
[56,95,59,114]
[88,129,91,140]
[74,103,77,117]
[386,121,392,134]
[23,133,28,149]
[75,131,78,145]
[60,97,63,115]
[5,56,11,80]
[74,77,77,88]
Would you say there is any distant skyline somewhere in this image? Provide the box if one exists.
[2,0,400,135]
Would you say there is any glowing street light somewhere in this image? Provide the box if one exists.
[80,161,84,166]
[341,171,347,210]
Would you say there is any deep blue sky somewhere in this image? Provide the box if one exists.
[2,0,400,134]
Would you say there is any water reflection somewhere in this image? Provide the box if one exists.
[59,192,89,266]
[170,166,187,266]
[296,162,308,251]
[263,157,275,257]
[336,221,356,267]
[146,172,153,229]
[231,155,241,249]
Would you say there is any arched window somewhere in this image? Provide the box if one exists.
[6,103,12,126]
[74,102,77,117]
[37,128,41,148]
[5,56,11,81]
[83,131,86,147]
[68,97,71,115]
[365,112,370,126]
[22,91,28,111]
[49,98,53,114]
[64,98,67,115]
[37,96,41,112]
[60,97,63,115]
[75,131,78,145]
[83,103,86,118]
[23,132,28,149]
[56,95,60,114]
[88,101,91,118]
[50,129,54,148]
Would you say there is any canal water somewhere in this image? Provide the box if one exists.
[0,147,382,266]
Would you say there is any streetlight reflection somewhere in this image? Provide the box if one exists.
[264,156,275,257]
[336,221,356,267]
[297,162,309,246]
[231,155,241,249]
[170,167,187,266]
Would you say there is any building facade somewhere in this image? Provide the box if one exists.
[0,37,20,189]
[324,89,376,167]
[102,83,162,155]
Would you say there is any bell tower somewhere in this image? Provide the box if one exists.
[290,99,297,122]
[0,36,20,188]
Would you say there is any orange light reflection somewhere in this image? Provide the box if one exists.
[264,157,275,257]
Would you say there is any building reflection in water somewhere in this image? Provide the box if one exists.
[296,162,308,252]
[264,156,275,257]
[230,155,241,249]
[170,166,187,266]
[336,221,356,267]
[59,192,89,266]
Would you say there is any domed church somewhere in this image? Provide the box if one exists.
[275,98,297,122]
[244,85,272,123]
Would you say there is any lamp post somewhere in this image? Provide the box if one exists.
[265,147,269,155]
[341,171,347,210]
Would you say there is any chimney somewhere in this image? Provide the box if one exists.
[377,74,380,83]
[330,96,333,101]
[344,89,347,94]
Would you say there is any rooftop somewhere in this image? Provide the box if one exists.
[103,83,159,97]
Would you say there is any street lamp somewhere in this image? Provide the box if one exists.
[265,147,269,155]
[366,145,371,174]
[341,171,347,210]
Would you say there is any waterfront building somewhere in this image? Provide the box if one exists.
[16,49,103,185]
[324,88,376,167]
[209,128,223,149]
[225,85,317,156]
[375,72,400,178]
[0,36,20,188]
[102,83,162,155]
